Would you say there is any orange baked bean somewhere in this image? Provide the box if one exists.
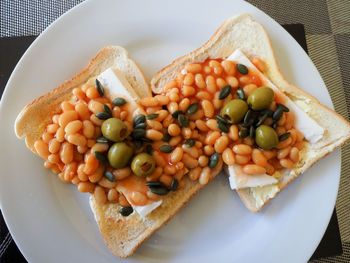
[195,74,206,89]
[184,73,195,86]
[147,120,162,131]
[182,85,196,97]
[155,95,169,105]
[221,60,235,75]
[90,115,104,126]
[243,84,257,96]
[168,123,181,136]
[277,146,292,159]
[233,144,252,155]
[169,136,182,147]
[185,63,202,73]
[199,167,211,185]
[112,167,131,180]
[206,119,220,131]
[280,158,294,169]
[196,91,212,100]
[206,75,217,93]
[216,78,227,89]
[88,100,103,114]
[289,147,299,162]
[189,167,201,181]
[42,132,54,143]
[182,153,198,168]
[91,143,109,153]
[67,134,87,147]
[164,165,176,175]
[202,100,214,118]
[34,140,50,159]
[61,101,75,112]
[205,131,221,145]
[107,189,119,203]
[83,154,99,174]
[243,164,266,175]
[228,125,239,141]
[146,167,163,182]
[75,102,90,120]
[118,194,130,207]
[214,136,229,153]
[188,109,204,120]
[262,150,276,159]
[160,174,173,187]
[182,144,199,158]
[170,147,183,163]
[78,182,95,193]
[86,86,100,99]
[276,137,292,149]
[168,102,178,114]
[252,149,267,167]
[47,123,59,134]
[181,127,192,139]
[204,145,215,156]
[198,155,209,167]
[59,111,78,128]
[129,191,147,206]
[49,138,61,154]
[48,153,60,164]
[59,142,74,164]
[235,154,251,165]
[146,129,163,141]
[265,163,275,175]
[226,76,239,88]
[195,120,208,132]
[65,120,82,135]
[222,148,235,165]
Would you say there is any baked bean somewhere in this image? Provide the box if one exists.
[112,167,131,180]
[289,129,297,145]
[164,80,177,91]
[73,149,83,162]
[59,111,78,128]
[195,74,206,89]
[189,121,196,130]
[87,139,96,148]
[147,120,162,131]
[185,63,202,73]
[214,136,229,153]
[49,139,61,154]
[65,120,82,135]
[64,162,78,182]
[195,120,209,132]
[280,158,294,169]
[42,132,53,143]
[221,60,235,75]
[243,137,254,146]
[75,102,90,120]
[243,164,266,175]
[252,149,267,167]
[233,144,252,155]
[294,141,304,150]
[120,111,128,121]
[59,142,73,164]
[162,114,174,128]
[77,164,88,181]
[189,167,202,181]
[277,146,291,159]
[168,101,178,114]
[222,148,235,165]
[182,153,198,168]
[204,66,212,74]
[112,106,121,118]
[182,85,196,97]
[179,98,190,112]
[98,177,118,188]
[199,167,211,185]
[198,155,209,167]
[243,84,257,96]
[213,92,224,110]
[146,167,163,182]
[61,101,75,112]
[295,130,304,142]
[73,87,86,101]
[182,144,199,158]
[44,160,54,169]
[78,182,95,193]
[48,153,60,164]
[205,131,221,145]
[81,120,94,139]
[91,142,109,153]
[239,76,250,86]
[202,100,214,118]
[87,100,103,114]
[167,124,180,136]
[153,151,167,167]
[86,86,100,99]
[56,127,65,142]
[129,191,147,206]
[276,126,286,136]
[262,150,276,159]
[235,154,251,165]
[226,76,239,88]
[216,78,227,89]
[89,164,104,183]
[90,114,104,126]
[67,134,87,147]
[184,73,195,85]
[206,119,220,131]
[155,110,168,122]
[170,147,183,163]
[94,97,109,104]
[206,75,217,93]
[146,129,163,141]
[169,92,180,102]
[52,114,60,124]
[196,91,212,100]
[284,112,295,130]
[290,147,299,162]
[155,95,169,105]
[47,123,59,134]
[169,136,182,147]
[107,189,119,203]
[159,174,172,187]
[269,101,277,111]
[164,165,176,175]
[175,162,184,170]
[182,127,192,139]
[146,190,161,201]
[265,163,275,175]
[252,57,265,72]
[174,169,186,181]
[264,117,274,126]
[119,194,130,207]
[276,137,292,149]
[84,154,99,174]
[277,113,286,126]
[228,125,239,141]
[188,109,204,121]
[204,145,215,156]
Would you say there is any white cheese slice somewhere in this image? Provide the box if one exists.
[250,185,280,207]
[228,164,278,189]
[227,49,324,143]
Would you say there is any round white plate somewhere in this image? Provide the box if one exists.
[0,0,340,262]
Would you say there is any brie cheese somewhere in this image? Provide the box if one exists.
[250,185,280,207]
[227,49,324,143]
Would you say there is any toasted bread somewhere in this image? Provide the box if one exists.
[151,14,350,212]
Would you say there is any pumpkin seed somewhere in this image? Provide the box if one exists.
[261,109,274,117]
[133,114,146,127]
[276,103,289,112]
[145,181,163,187]
[94,151,108,163]
[237,87,245,100]
[172,110,183,118]
[160,145,174,153]
[146,144,153,155]
[186,103,199,115]
[149,185,169,196]
[279,132,291,141]
[209,153,219,168]
[147,113,159,120]
[184,138,195,147]
[96,112,110,120]
[104,171,115,182]
[96,137,109,143]
[237,64,248,75]
[249,125,255,138]
[239,129,249,138]
[113,97,127,106]
[135,123,147,129]
[218,85,232,100]
[272,122,278,129]
[162,132,171,142]
[256,112,269,126]
[131,128,146,139]
[120,206,133,216]
[243,109,254,125]
[170,179,179,191]
[103,104,112,116]
[272,107,283,121]
[178,114,189,127]
[142,137,153,143]
[134,140,143,149]
[215,115,229,124]
[217,121,229,133]
[95,79,104,96]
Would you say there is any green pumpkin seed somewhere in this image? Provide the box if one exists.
[145,181,163,187]
[185,138,195,147]
[279,132,291,141]
[243,109,253,125]
[104,171,115,182]
[256,112,269,126]
[178,114,189,127]
[272,122,277,129]
[96,137,109,143]
[172,110,183,118]
[162,133,171,142]
[187,103,199,115]
[249,125,255,138]
[94,151,108,163]
[146,145,153,155]
[113,97,127,106]
[218,85,232,100]
[170,179,179,191]
[95,79,104,96]
[142,137,153,143]
[217,121,229,133]
[149,185,169,196]
[272,107,284,121]
[103,104,112,116]
[133,114,146,127]
[147,113,159,120]
[261,109,274,117]
[134,140,143,149]
[209,153,219,168]
[215,115,229,124]
[135,123,147,129]
[276,103,289,112]
[96,112,110,120]
[131,128,146,139]
[237,64,248,75]
[237,87,245,100]
[120,206,133,216]
[160,145,174,153]
[239,129,249,138]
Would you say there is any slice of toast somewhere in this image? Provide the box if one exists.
[14,45,223,258]
[151,14,350,212]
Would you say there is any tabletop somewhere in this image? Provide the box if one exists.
[0,1,350,262]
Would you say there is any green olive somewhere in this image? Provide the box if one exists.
[131,153,156,177]
[255,125,279,150]
[108,142,133,169]
[247,87,274,111]
[221,99,248,124]
[101,118,128,142]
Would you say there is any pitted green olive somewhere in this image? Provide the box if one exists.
[131,153,156,177]
[108,142,133,169]
[101,118,128,142]
[247,87,274,111]
[221,99,248,124]
[255,125,279,150]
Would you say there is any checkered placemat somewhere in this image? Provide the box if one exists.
[1,1,349,262]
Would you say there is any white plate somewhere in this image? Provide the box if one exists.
[0,0,340,262]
